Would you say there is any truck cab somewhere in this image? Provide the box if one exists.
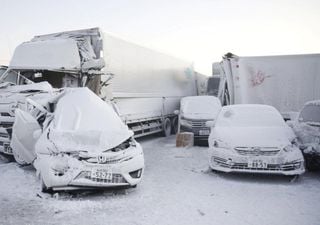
[176,96,221,143]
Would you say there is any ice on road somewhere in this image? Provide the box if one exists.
[1,136,320,225]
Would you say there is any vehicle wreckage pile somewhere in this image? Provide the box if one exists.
[0,85,144,192]
[0,27,320,194]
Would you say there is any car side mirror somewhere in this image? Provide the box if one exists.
[206,121,215,127]
[174,110,180,115]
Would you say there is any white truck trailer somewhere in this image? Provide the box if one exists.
[0,27,197,139]
[214,53,320,119]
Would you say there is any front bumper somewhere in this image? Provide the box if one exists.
[180,125,210,140]
[0,127,13,155]
[208,148,305,175]
[36,144,145,190]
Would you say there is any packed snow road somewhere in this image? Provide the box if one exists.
[1,136,320,225]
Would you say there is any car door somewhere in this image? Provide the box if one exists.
[10,108,42,164]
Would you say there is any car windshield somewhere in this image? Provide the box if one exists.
[299,104,320,124]
[215,105,286,127]
[182,97,221,115]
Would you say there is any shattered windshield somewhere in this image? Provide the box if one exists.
[299,105,320,124]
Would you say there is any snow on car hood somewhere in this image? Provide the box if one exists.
[212,126,294,148]
[182,112,217,120]
[42,88,133,154]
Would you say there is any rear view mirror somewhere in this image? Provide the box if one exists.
[174,110,180,115]
[206,121,215,127]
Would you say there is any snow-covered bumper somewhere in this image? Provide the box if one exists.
[208,147,305,175]
[35,144,144,190]
[0,105,15,155]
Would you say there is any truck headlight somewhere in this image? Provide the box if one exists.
[180,119,192,128]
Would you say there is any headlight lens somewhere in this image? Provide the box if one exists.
[180,119,192,127]
[283,145,295,152]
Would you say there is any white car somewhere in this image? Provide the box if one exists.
[291,100,320,171]
[11,88,144,192]
[177,96,221,142]
[208,104,305,175]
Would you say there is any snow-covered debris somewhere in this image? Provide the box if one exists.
[208,104,305,175]
[0,81,56,156]
[11,87,144,191]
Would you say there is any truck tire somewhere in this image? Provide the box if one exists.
[171,116,178,134]
[162,118,171,137]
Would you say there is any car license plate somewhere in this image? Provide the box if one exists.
[248,160,267,169]
[91,168,112,180]
[199,130,210,136]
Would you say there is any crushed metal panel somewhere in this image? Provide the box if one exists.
[9,39,81,71]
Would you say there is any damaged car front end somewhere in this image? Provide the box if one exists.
[11,88,144,192]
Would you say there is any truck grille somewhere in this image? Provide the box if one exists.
[234,147,280,156]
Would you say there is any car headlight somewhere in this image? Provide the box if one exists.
[213,140,230,149]
[180,119,192,127]
[283,145,295,152]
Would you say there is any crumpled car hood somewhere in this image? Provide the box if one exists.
[36,88,133,155]
[212,126,294,148]
[183,113,216,120]
[45,129,133,154]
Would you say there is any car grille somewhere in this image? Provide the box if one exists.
[75,171,128,184]
[191,121,206,128]
[234,147,280,156]
[212,157,299,171]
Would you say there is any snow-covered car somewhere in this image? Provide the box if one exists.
[208,104,305,176]
[176,96,221,142]
[11,88,144,192]
[290,100,320,171]
[0,81,54,156]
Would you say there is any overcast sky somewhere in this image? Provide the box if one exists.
[1,0,319,74]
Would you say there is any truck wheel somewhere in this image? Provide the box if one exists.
[162,118,171,137]
[171,117,178,134]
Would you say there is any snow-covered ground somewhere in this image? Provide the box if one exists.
[1,136,320,225]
